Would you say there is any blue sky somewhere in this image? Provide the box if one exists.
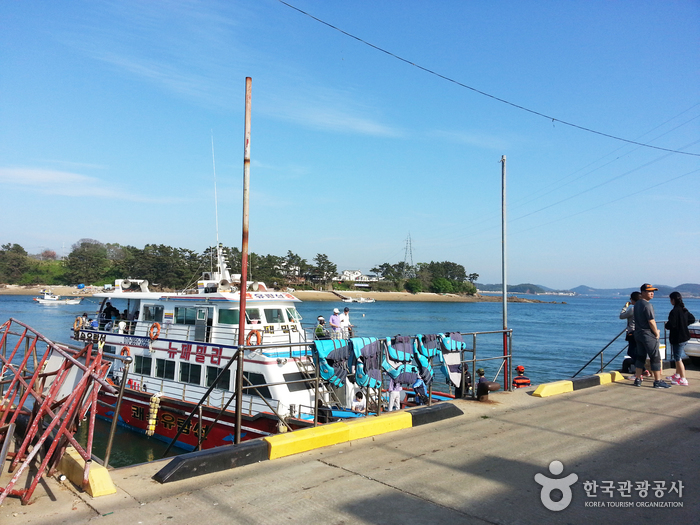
[1,1,698,289]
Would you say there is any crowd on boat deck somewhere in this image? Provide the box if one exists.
[315,306,354,340]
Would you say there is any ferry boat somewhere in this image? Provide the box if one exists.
[71,245,470,451]
[72,245,355,450]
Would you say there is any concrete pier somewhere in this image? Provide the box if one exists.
[3,368,699,524]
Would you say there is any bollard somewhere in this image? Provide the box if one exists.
[476,381,500,402]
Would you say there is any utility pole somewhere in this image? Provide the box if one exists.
[235,77,252,444]
[501,155,509,390]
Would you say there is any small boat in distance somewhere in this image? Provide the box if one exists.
[34,289,82,305]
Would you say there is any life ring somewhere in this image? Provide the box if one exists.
[246,330,262,346]
[73,317,82,331]
[121,347,131,357]
[149,322,161,341]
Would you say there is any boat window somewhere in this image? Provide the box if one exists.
[243,371,271,398]
[246,308,262,325]
[174,307,197,325]
[134,355,152,376]
[264,308,285,324]
[143,305,164,323]
[218,309,240,325]
[285,307,302,323]
[180,363,201,385]
[155,359,175,380]
[206,366,230,390]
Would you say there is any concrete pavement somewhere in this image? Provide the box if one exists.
[3,368,699,524]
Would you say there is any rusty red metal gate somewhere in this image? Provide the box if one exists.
[0,318,116,505]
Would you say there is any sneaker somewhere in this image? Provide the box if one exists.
[653,380,672,389]
[643,370,651,377]
[666,373,680,381]
[634,378,642,387]
[672,377,689,386]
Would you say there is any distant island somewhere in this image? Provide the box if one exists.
[477,282,700,298]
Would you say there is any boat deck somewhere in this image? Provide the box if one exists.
[4,367,699,523]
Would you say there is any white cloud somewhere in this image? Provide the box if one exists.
[0,167,177,203]
[262,87,404,138]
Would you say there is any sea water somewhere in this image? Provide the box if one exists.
[2,293,697,466]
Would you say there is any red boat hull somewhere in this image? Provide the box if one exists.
[97,389,309,451]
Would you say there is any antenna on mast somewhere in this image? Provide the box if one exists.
[211,130,220,247]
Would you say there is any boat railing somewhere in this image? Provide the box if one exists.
[102,320,311,348]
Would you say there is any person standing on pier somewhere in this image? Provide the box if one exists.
[512,365,531,388]
[620,292,643,375]
[633,284,671,388]
[665,291,695,386]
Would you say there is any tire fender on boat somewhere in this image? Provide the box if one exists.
[149,322,161,341]
[246,330,262,346]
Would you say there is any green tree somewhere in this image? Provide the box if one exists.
[249,253,284,287]
[282,250,308,284]
[404,278,423,294]
[65,239,109,284]
[370,262,411,283]
[430,277,454,294]
[312,254,337,287]
[0,243,31,283]
[467,273,479,283]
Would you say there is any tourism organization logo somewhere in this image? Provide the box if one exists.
[534,460,578,511]
[534,460,685,511]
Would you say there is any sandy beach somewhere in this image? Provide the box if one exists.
[0,284,96,296]
[0,284,548,303]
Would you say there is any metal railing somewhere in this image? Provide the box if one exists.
[571,328,627,378]
[451,329,514,398]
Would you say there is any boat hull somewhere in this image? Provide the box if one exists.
[97,388,309,451]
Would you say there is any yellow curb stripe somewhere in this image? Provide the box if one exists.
[264,422,351,460]
[597,372,612,384]
[532,380,574,398]
[344,412,413,441]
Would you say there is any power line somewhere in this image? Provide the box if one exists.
[513,167,700,236]
[277,0,700,158]
[511,138,700,223]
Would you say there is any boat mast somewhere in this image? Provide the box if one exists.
[235,77,252,444]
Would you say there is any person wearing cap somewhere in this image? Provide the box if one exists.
[633,284,671,388]
[512,365,531,389]
[339,306,353,338]
[315,316,330,340]
[476,368,487,384]
[329,308,342,339]
[620,292,644,375]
